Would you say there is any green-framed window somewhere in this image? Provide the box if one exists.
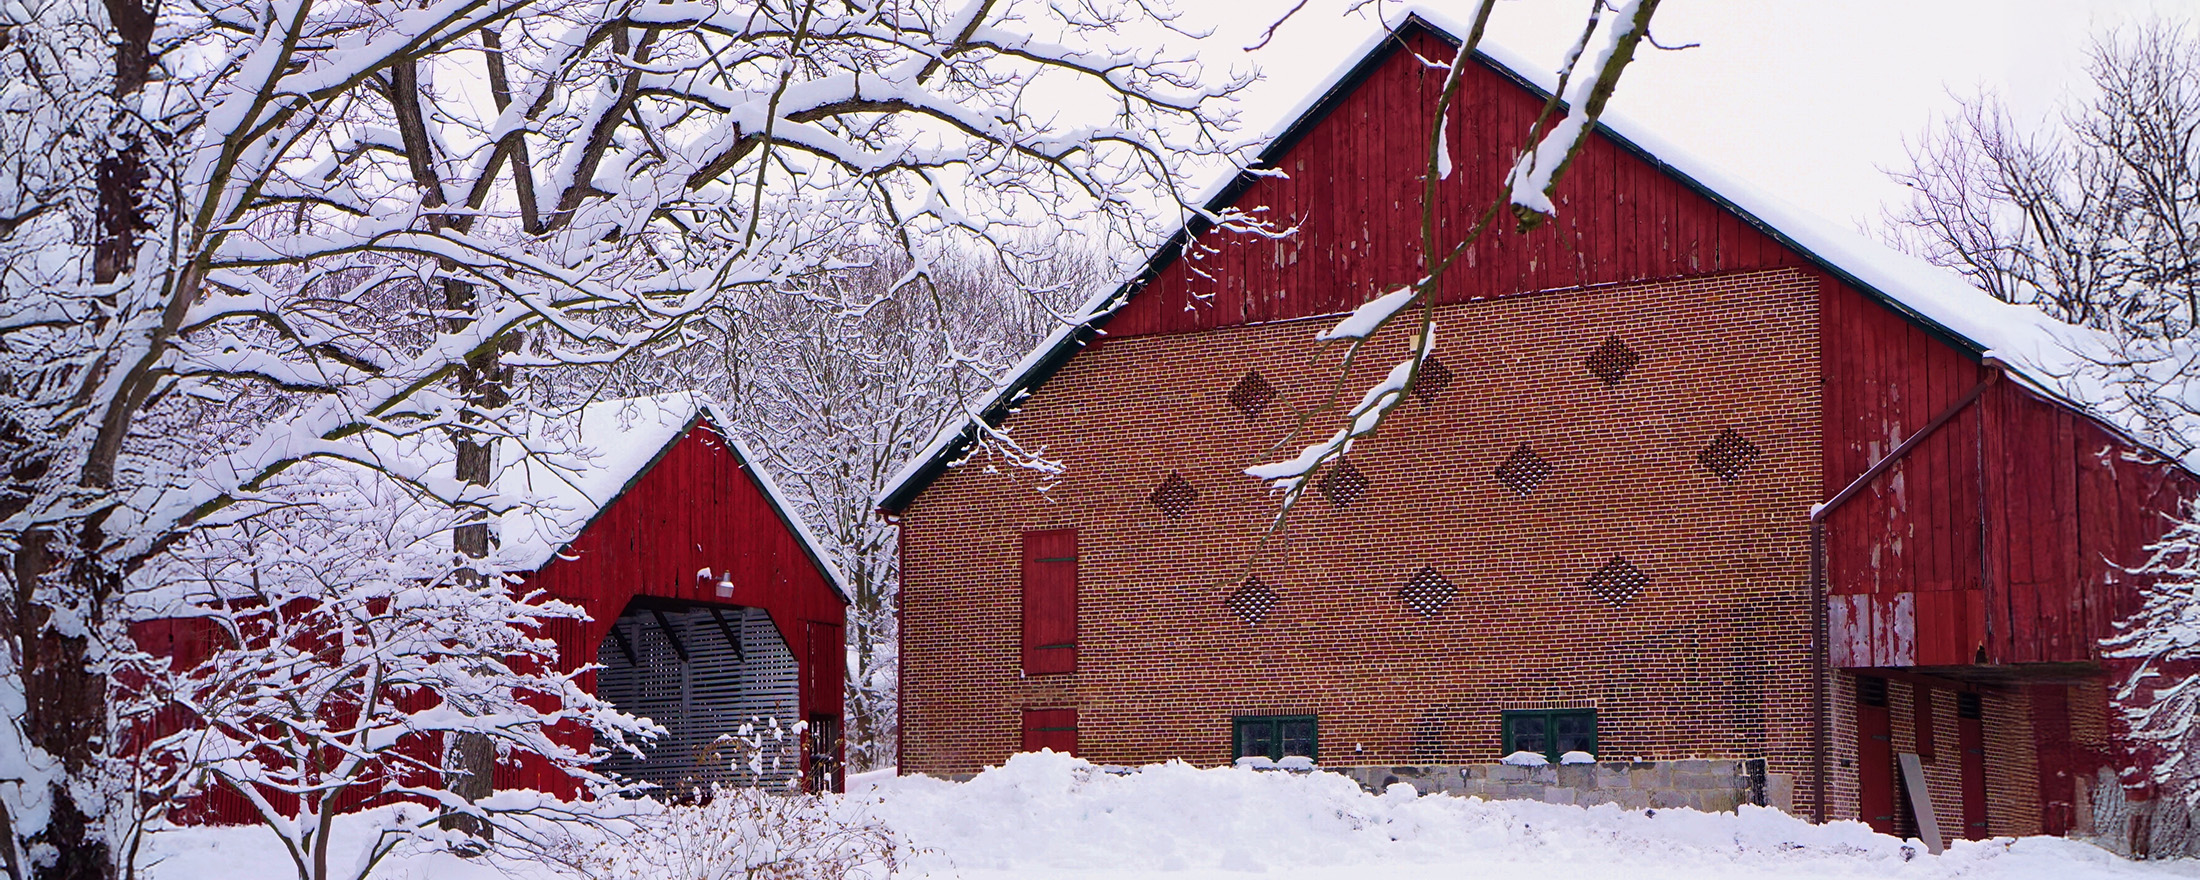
[1501,708,1596,763]
[1232,715,1317,762]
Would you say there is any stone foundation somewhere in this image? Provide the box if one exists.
[1325,758,1793,814]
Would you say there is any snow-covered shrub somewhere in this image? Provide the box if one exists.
[547,787,904,880]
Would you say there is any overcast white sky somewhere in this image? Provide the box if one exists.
[1177,0,2195,234]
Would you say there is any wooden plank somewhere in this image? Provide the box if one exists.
[1900,752,1946,853]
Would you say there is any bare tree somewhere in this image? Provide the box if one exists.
[0,0,1254,874]
[1887,21,2200,461]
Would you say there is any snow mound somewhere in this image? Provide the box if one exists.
[863,752,2167,879]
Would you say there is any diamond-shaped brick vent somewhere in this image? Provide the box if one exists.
[1228,371,1277,417]
[1227,577,1280,625]
[1398,566,1457,617]
[1150,472,1198,519]
[1584,556,1649,607]
[1318,459,1370,507]
[1493,443,1553,496]
[1697,428,1761,482]
[1412,355,1453,402]
[1585,335,1640,385]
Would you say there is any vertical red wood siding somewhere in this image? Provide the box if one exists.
[1102,29,1802,341]
[1020,529,1078,675]
[1820,271,2198,669]
[1021,708,1079,755]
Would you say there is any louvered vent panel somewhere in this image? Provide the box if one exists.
[595,606,801,795]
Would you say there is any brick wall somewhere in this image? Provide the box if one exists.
[899,269,1824,802]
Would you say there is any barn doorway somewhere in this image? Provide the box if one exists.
[594,599,801,794]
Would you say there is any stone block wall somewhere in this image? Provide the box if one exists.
[1326,758,1793,815]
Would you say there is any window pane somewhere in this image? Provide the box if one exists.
[1553,712,1595,755]
[1509,715,1547,756]
[1236,720,1274,760]
[1279,720,1315,759]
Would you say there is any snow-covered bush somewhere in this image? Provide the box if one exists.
[544,787,904,880]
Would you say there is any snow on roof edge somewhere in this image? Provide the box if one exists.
[877,7,2189,513]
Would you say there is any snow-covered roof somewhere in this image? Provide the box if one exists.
[497,393,851,602]
[876,10,2165,514]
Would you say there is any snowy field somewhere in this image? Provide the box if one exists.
[143,752,2200,880]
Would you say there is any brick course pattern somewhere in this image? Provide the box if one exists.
[899,269,1824,793]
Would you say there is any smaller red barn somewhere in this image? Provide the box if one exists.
[138,393,850,823]
[498,393,851,795]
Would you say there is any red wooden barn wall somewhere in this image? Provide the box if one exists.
[507,420,848,797]
[1104,26,1806,339]
[1821,279,2197,670]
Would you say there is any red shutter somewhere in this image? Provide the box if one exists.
[1858,685,1896,834]
[1021,530,1077,674]
[1021,708,1078,754]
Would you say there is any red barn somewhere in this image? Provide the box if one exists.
[140,393,850,823]
[879,11,2198,855]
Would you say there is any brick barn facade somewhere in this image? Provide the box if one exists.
[879,13,2200,855]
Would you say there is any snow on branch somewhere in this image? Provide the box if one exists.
[1505,0,1656,226]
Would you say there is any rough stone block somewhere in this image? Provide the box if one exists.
[1628,766,1670,789]
[1556,764,1598,789]
[1492,764,1530,782]
[1767,773,1796,813]
[1613,790,1651,810]
[1701,791,1741,813]
[1673,759,1713,774]
[1542,787,1576,805]
[1649,789,1694,810]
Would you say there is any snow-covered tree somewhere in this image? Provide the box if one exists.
[1890,18,2200,809]
[116,461,654,880]
[0,0,1255,873]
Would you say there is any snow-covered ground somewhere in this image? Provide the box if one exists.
[144,752,2200,879]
